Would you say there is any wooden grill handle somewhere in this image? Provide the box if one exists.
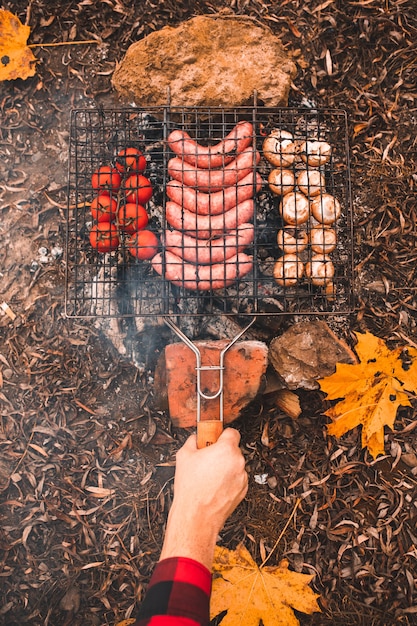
[197,420,223,449]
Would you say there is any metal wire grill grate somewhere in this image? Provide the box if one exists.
[65,106,354,318]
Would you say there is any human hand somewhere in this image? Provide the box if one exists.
[174,428,248,528]
[159,428,248,569]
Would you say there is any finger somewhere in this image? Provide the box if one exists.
[218,427,241,445]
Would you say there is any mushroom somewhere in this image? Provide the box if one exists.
[280,192,310,225]
[296,169,325,197]
[310,226,337,254]
[273,253,304,286]
[268,168,295,196]
[263,129,297,168]
[300,140,332,167]
[277,227,308,254]
[310,193,341,224]
[305,254,335,286]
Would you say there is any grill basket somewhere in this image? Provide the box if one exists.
[65,106,354,319]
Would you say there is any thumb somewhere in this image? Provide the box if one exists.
[217,427,241,446]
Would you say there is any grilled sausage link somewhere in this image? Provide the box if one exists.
[164,223,254,265]
[167,121,254,169]
[151,250,253,291]
[165,199,255,240]
[167,147,261,192]
[166,171,262,216]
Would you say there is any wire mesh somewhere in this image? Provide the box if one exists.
[65,106,354,318]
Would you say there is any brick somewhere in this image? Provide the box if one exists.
[159,340,268,428]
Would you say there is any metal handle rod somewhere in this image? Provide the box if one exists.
[164,316,256,424]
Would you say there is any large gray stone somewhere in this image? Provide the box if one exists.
[112,15,297,107]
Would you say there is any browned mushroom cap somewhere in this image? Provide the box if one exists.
[310,193,341,224]
[280,192,310,225]
[273,253,304,286]
[297,169,325,197]
[299,140,332,167]
[310,226,337,253]
[305,254,335,286]
[268,168,295,196]
[277,227,308,254]
[269,129,294,141]
[263,130,297,168]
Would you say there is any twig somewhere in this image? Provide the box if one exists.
[260,498,301,568]
[28,40,100,48]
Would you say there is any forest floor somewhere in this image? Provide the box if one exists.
[0,1,416,625]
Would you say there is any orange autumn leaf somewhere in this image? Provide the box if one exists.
[0,9,36,81]
[211,544,321,626]
[319,332,417,458]
[115,620,136,626]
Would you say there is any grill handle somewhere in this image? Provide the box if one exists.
[196,420,224,448]
[164,317,256,448]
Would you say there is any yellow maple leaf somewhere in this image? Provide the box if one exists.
[319,332,417,458]
[0,9,36,81]
[211,544,321,626]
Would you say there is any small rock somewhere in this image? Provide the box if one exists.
[269,321,357,390]
[38,247,49,264]
[51,245,63,260]
[112,15,296,108]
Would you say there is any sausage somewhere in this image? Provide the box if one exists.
[167,121,254,169]
[151,250,253,291]
[166,171,262,216]
[164,223,254,265]
[167,147,261,192]
[165,199,255,239]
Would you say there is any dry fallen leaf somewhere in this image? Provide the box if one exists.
[0,9,37,81]
[211,544,321,626]
[115,620,136,626]
[319,332,417,458]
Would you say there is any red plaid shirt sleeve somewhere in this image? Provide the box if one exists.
[133,557,212,626]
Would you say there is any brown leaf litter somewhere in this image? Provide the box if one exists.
[0,1,417,625]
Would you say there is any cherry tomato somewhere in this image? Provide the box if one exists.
[117,203,149,234]
[90,194,118,223]
[127,230,159,260]
[125,174,153,205]
[115,147,147,174]
[91,165,121,192]
[89,222,120,253]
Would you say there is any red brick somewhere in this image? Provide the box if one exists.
[161,340,268,428]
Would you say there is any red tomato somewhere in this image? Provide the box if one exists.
[117,203,149,234]
[115,147,147,174]
[127,230,159,260]
[91,165,121,192]
[125,174,153,204]
[89,222,120,253]
[90,194,118,222]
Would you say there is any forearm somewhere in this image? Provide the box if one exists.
[159,503,219,570]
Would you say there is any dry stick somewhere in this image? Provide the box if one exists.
[28,40,100,48]
[260,497,302,569]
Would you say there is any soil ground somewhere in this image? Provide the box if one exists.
[0,1,417,625]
